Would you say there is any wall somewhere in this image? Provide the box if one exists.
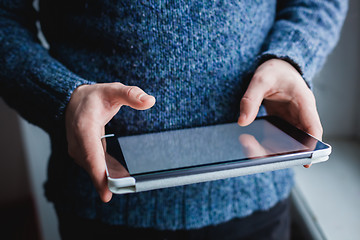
[19,119,59,240]
[0,99,30,204]
[313,0,360,139]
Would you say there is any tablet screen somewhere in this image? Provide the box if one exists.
[117,118,311,176]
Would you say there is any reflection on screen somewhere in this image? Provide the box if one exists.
[118,119,308,175]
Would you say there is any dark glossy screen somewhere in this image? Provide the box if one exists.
[116,119,312,175]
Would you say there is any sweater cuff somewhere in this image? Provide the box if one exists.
[54,71,96,121]
[255,53,312,89]
[257,28,323,89]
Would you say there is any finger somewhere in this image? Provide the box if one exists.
[78,129,113,202]
[238,77,269,126]
[106,83,156,110]
[294,93,322,169]
[300,108,320,169]
[296,92,323,141]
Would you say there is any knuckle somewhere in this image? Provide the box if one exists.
[251,74,265,85]
[252,73,272,87]
[73,119,83,129]
[241,95,255,103]
[126,86,142,99]
[71,120,88,136]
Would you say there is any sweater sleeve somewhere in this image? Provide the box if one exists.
[0,0,95,132]
[258,0,348,86]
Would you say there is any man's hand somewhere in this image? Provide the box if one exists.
[238,59,323,168]
[65,82,155,202]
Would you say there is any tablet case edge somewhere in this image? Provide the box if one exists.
[133,157,314,194]
[108,147,332,194]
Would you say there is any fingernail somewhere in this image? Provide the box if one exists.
[238,113,247,125]
[139,94,153,102]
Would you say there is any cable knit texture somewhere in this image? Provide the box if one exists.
[0,0,347,230]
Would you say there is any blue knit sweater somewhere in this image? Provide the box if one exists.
[0,0,347,230]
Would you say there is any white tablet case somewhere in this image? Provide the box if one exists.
[107,147,330,195]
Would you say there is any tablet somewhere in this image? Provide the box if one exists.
[102,116,331,194]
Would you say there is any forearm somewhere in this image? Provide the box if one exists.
[259,0,348,84]
[0,1,94,132]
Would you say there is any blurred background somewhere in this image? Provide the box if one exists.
[0,1,359,240]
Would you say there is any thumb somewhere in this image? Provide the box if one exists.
[238,78,267,126]
[108,83,156,110]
